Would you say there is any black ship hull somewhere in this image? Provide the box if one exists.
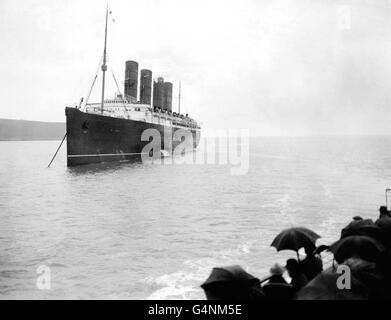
[65,107,200,167]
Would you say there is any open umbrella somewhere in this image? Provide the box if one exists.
[296,258,384,300]
[200,265,264,300]
[296,267,367,300]
[201,265,259,288]
[271,227,321,260]
[340,219,383,243]
[329,235,385,264]
[296,271,366,300]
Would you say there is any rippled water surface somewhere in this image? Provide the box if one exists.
[1,137,391,299]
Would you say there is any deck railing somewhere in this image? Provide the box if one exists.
[84,104,201,130]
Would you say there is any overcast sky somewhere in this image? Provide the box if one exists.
[1,0,391,135]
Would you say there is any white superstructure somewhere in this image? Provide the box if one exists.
[84,98,200,130]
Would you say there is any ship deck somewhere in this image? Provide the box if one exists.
[83,100,201,131]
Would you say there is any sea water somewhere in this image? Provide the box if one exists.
[0,136,390,299]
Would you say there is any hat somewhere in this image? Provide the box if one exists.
[269,263,285,276]
[285,259,300,273]
[379,206,388,215]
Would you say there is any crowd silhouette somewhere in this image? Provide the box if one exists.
[200,206,391,300]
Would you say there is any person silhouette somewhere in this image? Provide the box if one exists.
[286,259,308,292]
[299,245,323,281]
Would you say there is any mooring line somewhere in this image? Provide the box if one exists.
[47,133,67,168]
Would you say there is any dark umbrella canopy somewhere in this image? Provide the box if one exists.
[201,265,259,289]
[296,258,384,300]
[341,218,373,232]
[271,227,321,252]
[341,219,383,243]
[296,270,367,300]
[201,265,265,300]
[329,235,385,263]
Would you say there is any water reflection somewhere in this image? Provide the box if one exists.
[65,151,198,176]
[66,157,144,175]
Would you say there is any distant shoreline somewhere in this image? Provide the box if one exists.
[0,139,63,142]
[0,118,65,141]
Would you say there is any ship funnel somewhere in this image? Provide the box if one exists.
[164,82,173,112]
[140,69,153,105]
[153,77,165,109]
[125,61,139,100]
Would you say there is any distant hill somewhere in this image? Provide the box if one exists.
[0,119,65,141]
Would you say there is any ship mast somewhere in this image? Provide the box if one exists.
[101,5,109,114]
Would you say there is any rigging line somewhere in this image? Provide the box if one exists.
[108,63,122,97]
[47,133,67,168]
[106,54,130,117]
[83,54,104,111]
[105,54,122,96]
[111,68,128,113]
[111,69,121,92]
[111,70,122,96]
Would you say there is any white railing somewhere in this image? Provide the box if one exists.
[84,102,201,130]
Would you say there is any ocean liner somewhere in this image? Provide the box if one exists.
[65,7,201,167]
